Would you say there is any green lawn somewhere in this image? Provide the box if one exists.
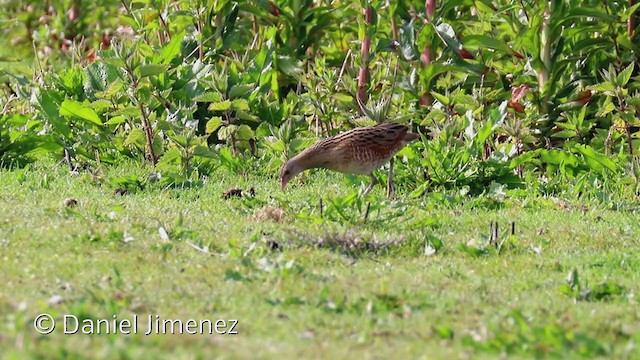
[1,161,638,359]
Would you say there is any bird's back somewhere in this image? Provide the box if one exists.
[302,123,419,175]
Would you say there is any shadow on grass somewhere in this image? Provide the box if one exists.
[285,229,407,258]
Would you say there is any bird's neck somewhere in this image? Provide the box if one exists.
[291,146,328,170]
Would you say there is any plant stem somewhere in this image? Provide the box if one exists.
[420,0,436,106]
[629,0,637,37]
[538,4,551,114]
[137,101,158,165]
[357,3,374,114]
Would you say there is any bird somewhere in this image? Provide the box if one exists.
[279,123,419,198]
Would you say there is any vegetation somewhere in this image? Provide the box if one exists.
[1,0,639,358]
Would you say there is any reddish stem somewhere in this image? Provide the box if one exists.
[426,0,436,18]
[421,0,436,106]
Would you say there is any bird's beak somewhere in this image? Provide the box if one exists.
[281,178,288,191]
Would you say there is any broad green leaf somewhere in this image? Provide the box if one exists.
[32,89,71,136]
[124,128,146,146]
[509,151,537,169]
[552,130,577,138]
[139,64,169,78]
[159,31,185,64]
[627,97,640,110]
[59,99,103,125]
[434,23,462,53]
[622,3,640,21]
[540,149,578,166]
[193,145,217,159]
[158,148,182,166]
[462,35,515,55]
[562,8,617,23]
[588,82,615,94]
[236,110,259,122]
[231,99,249,111]
[105,116,127,125]
[27,141,64,157]
[194,92,223,102]
[616,63,634,87]
[228,84,256,99]
[431,91,450,105]
[574,144,617,172]
[218,124,237,140]
[206,117,223,134]
[103,80,125,98]
[209,100,232,111]
[333,93,353,102]
[595,100,616,117]
[236,124,254,140]
[276,56,302,76]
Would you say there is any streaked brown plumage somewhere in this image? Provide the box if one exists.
[279,123,419,197]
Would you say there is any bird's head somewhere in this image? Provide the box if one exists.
[279,159,304,191]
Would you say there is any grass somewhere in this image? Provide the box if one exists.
[1,160,639,359]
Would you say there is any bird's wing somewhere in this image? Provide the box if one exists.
[345,123,410,151]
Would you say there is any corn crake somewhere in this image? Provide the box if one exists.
[279,123,419,198]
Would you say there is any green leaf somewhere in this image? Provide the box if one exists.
[595,100,616,117]
[434,23,462,53]
[124,128,146,146]
[509,151,537,169]
[231,99,249,111]
[193,145,217,159]
[562,8,617,23]
[462,35,515,55]
[236,124,254,140]
[588,82,616,94]
[616,63,634,87]
[159,31,185,64]
[27,141,64,157]
[574,144,617,173]
[158,148,182,166]
[32,89,71,136]
[431,91,450,105]
[276,55,302,76]
[552,130,577,138]
[622,2,640,21]
[209,100,232,111]
[627,97,640,111]
[194,92,223,102]
[103,80,125,98]
[59,99,103,126]
[139,64,169,78]
[105,116,127,125]
[333,93,353,102]
[206,117,223,134]
[218,125,237,140]
[228,84,256,99]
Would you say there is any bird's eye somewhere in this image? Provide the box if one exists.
[284,170,290,175]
